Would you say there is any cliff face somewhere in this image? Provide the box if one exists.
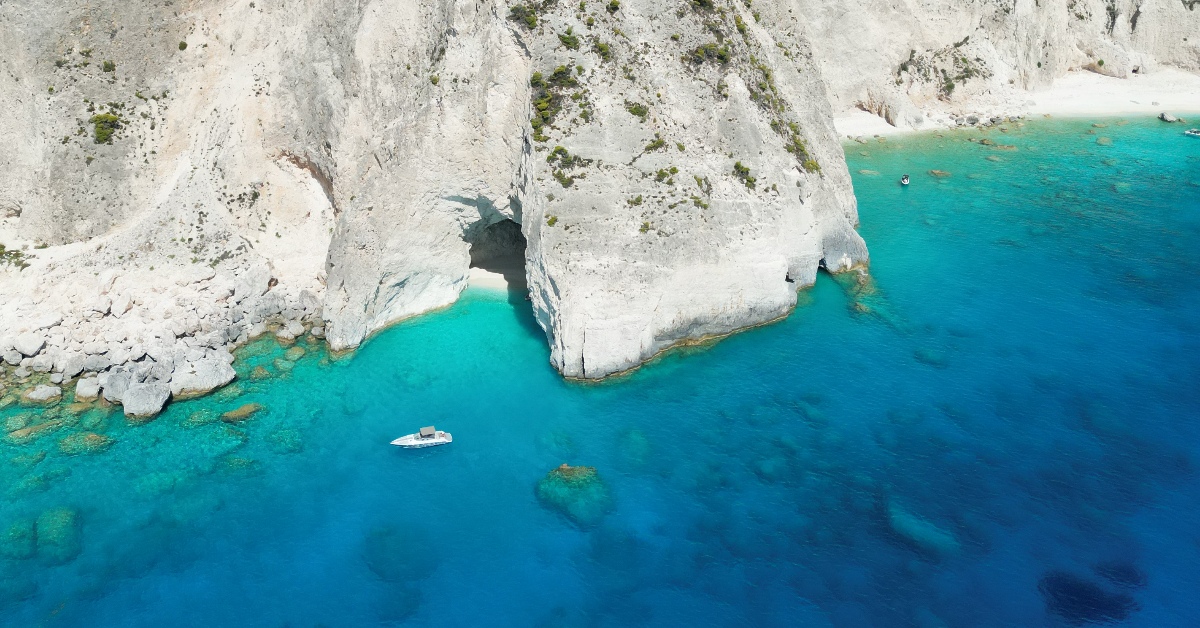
[0,0,1196,409]
[799,0,1200,126]
[513,1,866,377]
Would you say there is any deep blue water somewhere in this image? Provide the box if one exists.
[2,117,1199,627]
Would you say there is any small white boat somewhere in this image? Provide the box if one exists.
[900,174,910,186]
[1185,129,1200,138]
[391,426,452,448]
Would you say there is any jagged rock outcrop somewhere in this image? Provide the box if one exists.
[0,0,1196,400]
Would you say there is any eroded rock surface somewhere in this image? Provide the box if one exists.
[1,0,1196,393]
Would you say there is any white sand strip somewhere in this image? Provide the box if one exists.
[835,68,1200,138]
[468,267,511,291]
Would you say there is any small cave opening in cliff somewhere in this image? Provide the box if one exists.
[466,219,540,337]
[467,218,529,296]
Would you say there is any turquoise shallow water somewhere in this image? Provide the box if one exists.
[2,117,1199,626]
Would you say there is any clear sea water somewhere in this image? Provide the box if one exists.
[2,117,1199,627]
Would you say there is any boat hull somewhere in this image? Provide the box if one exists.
[390,433,453,448]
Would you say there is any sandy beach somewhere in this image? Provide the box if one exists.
[835,68,1200,139]
[468,266,530,293]
[468,267,510,291]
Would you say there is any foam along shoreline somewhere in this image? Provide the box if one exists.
[835,68,1200,139]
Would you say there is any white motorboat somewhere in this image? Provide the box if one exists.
[1185,129,1200,138]
[391,426,452,448]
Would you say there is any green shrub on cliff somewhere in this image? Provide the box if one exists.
[686,42,730,65]
[89,113,122,144]
[624,100,649,121]
[733,161,756,189]
[559,27,580,50]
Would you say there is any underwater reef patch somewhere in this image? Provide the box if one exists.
[536,464,613,527]
[1038,571,1138,625]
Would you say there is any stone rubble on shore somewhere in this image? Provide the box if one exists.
[20,385,61,405]
[121,382,172,419]
[0,265,322,419]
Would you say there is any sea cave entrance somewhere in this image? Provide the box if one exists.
[467,218,528,296]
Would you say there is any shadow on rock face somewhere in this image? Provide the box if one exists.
[1038,571,1138,625]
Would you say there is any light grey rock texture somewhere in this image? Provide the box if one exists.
[13,333,45,358]
[170,358,236,399]
[98,369,131,404]
[798,0,1200,126]
[21,385,62,403]
[75,377,101,401]
[122,382,171,419]
[0,0,1196,382]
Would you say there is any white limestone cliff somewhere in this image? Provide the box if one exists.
[0,0,1197,415]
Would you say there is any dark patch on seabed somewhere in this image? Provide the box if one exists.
[1039,571,1139,624]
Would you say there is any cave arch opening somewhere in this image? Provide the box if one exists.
[465,218,541,338]
[467,218,527,290]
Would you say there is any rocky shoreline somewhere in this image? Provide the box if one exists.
[2,0,1197,408]
[1,266,322,419]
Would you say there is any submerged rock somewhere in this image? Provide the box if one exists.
[376,585,423,624]
[4,413,31,432]
[928,169,952,178]
[79,407,112,431]
[0,520,36,559]
[536,464,614,527]
[220,456,263,476]
[183,408,220,428]
[1039,571,1138,624]
[362,525,438,583]
[267,428,304,454]
[284,346,306,361]
[617,429,651,469]
[886,501,960,558]
[221,403,263,423]
[0,573,37,610]
[5,420,63,445]
[250,365,272,380]
[9,451,46,468]
[58,432,115,455]
[35,507,82,565]
[9,468,72,497]
[1093,561,1147,589]
[913,348,949,368]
